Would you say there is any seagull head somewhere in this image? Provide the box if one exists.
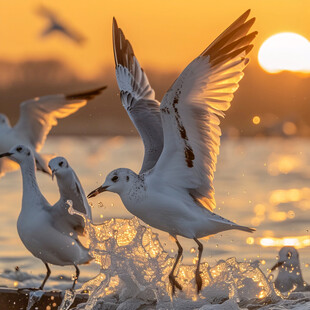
[0,145,33,164]
[0,114,11,128]
[48,156,70,180]
[271,246,300,272]
[88,168,135,198]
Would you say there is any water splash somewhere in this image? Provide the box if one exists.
[66,202,279,309]
[26,290,44,310]
[59,289,76,310]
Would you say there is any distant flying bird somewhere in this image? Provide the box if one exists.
[88,11,257,294]
[271,246,310,293]
[48,156,92,236]
[0,145,92,290]
[37,6,86,45]
[0,86,106,177]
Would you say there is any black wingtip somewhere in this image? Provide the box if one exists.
[66,86,107,101]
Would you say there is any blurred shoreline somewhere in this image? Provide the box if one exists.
[1,58,310,137]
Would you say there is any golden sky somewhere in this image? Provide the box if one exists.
[0,0,308,78]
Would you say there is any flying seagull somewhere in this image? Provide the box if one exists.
[88,11,257,294]
[0,145,92,290]
[37,6,86,45]
[0,86,106,177]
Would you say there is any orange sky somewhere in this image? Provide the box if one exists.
[0,0,308,78]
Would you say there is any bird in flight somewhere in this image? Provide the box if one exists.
[0,86,106,177]
[88,11,257,294]
[37,6,86,45]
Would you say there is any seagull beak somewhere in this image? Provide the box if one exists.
[87,186,109,198]
[0,152,13,158]
[270,261,284,271]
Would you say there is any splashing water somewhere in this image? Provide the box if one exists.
[59,289,76,310]
[26,290,44,310]
[65,203,281,309]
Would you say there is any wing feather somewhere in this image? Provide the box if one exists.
[113,18,163,173]
[13,86,106,151]
[153,10,257,210]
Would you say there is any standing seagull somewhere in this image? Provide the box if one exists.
[0,86,106,177]
[270,247,310,293]
[37,6,86,45]
[0,145,92,290]
[48,156,92,237]
[88,11,257,294]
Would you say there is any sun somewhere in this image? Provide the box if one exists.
[258,32,310,74]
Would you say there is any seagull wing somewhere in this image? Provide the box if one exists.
[61,25,86,44]
[70,169,92,221]
[13,86,106,152]
[53,173,91,236]
[113,18,163,173]
[153,10,257,210]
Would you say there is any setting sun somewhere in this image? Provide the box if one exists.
[258,32,310,74]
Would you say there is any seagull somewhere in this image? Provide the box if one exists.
[0,145,92,290]
[0,86,106,177]
[37,6,86,45]
[88,11,257,295]
[48,156,92,237]
[270,246,310,293]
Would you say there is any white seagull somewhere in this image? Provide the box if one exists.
[48,156,92,237]
[271,246,310,293]
[0,145,92,290]
[88,11,257,294]
[0,86,106,177]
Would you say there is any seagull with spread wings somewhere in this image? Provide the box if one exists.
[0,86,106,177]
[88,11,257,294]
[37,6,86,45]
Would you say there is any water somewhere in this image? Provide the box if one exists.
[0,136,309,307]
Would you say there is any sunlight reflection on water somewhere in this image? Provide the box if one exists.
[0,136,309,289]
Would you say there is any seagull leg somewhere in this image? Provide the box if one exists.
[169,237,183,295]
[39,262,51,290]
[72,265,80,290]
[194,238,203,294]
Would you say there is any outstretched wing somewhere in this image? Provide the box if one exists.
[153,10,257,210]
[13,86,106,152]
[113,18,163,173]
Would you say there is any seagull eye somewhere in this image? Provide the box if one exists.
[287,252,292,259]
[59,161,64,167]
[16,147,22,152]
[112,176,118,182]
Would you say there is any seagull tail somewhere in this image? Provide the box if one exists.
[235,225,256,233]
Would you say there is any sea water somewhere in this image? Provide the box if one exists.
[0,136,309,308]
